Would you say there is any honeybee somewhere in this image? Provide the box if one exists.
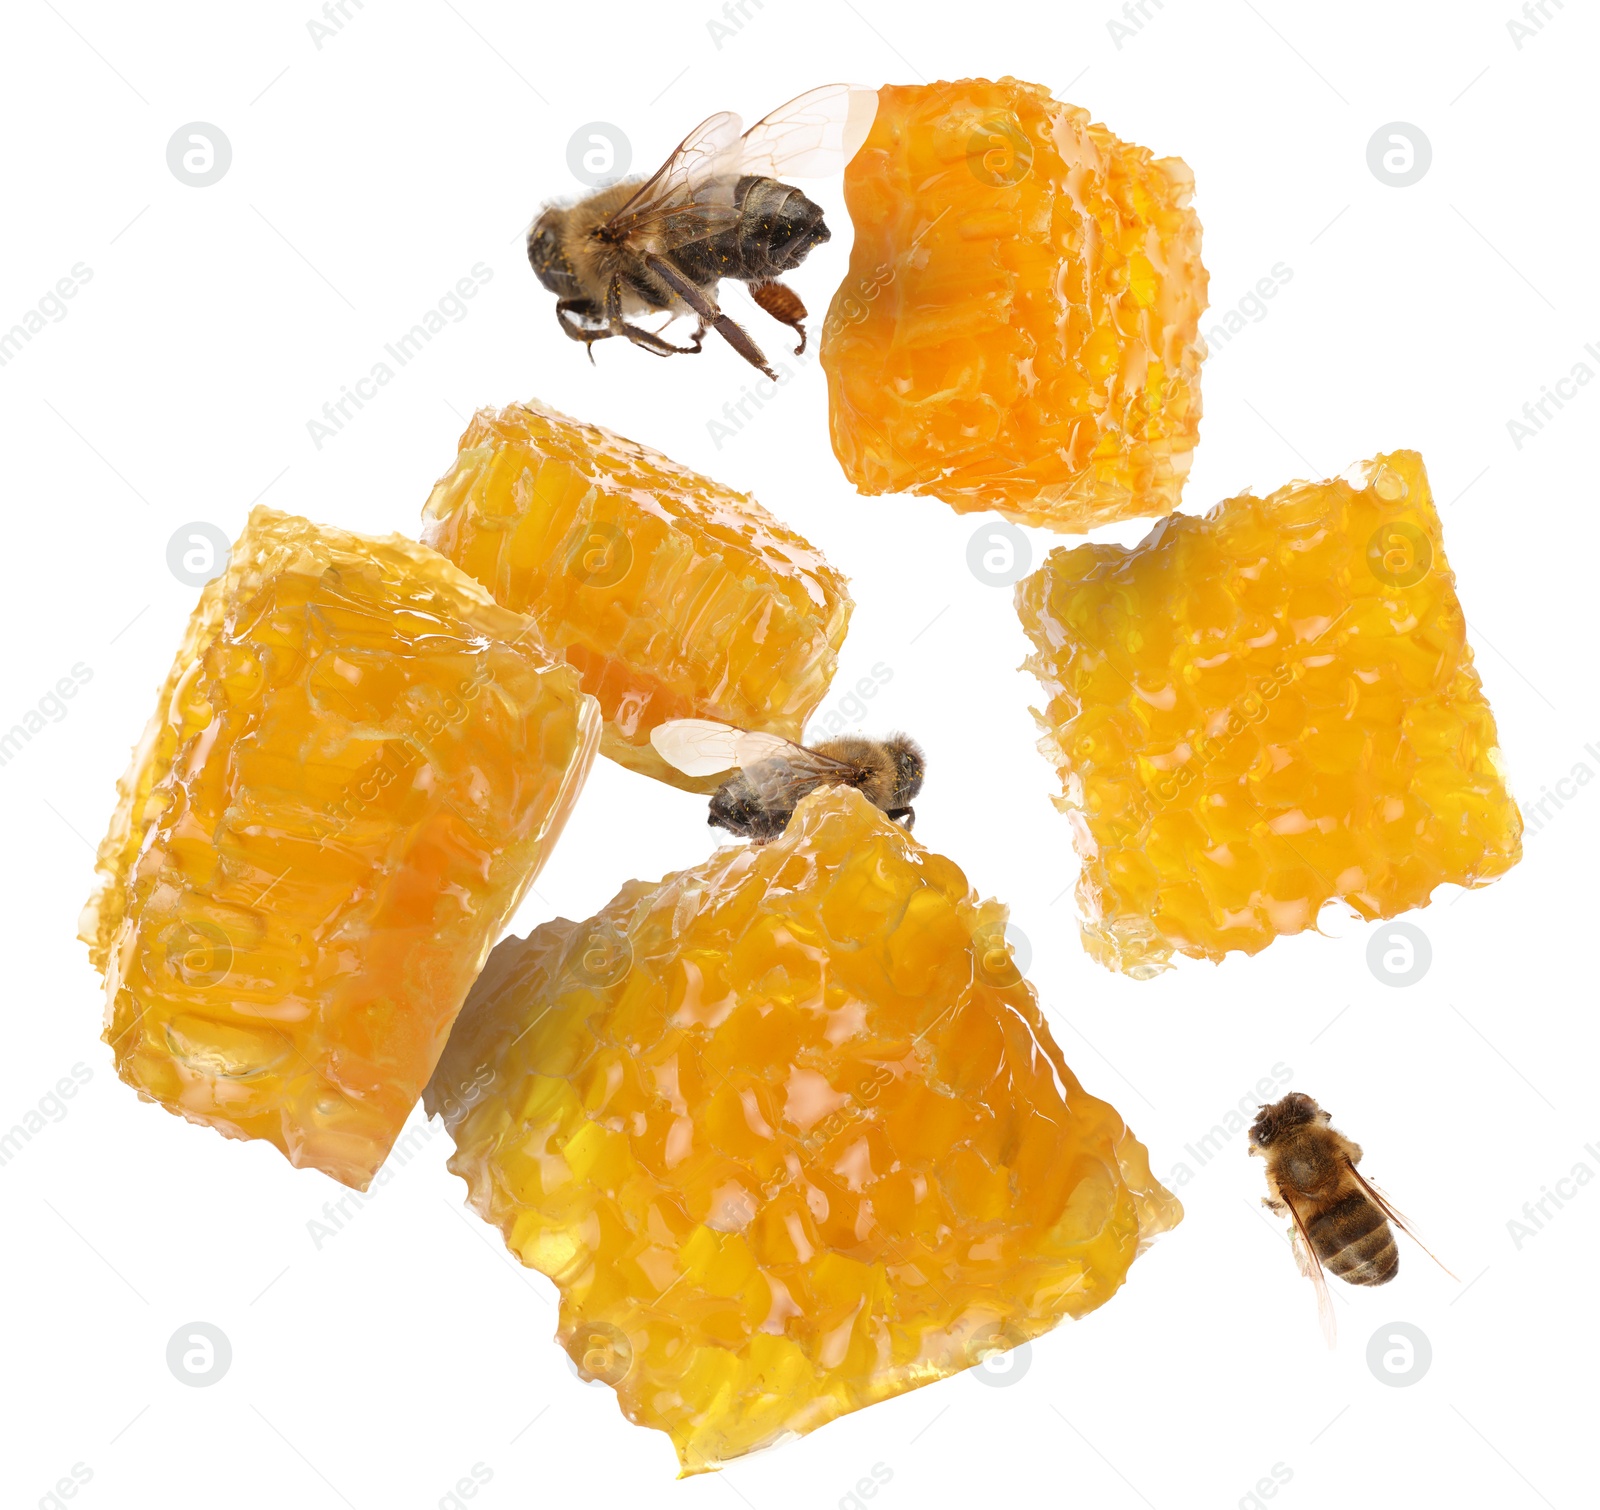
[528,84,877,380]
[650,718,924,843]
[1249,1092,1454,1344]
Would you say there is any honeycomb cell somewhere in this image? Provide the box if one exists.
[426,786,1179,1473]
[820,77,1207,530]
[81,507,600,1188]
[421,400,852,790]
[1015,451,1522,975]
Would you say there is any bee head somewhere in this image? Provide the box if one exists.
[527,208,582,300]
[1249,1091,1323,1150]
[884,734,925,807]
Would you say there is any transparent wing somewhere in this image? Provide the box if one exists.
[601,85,878,253]
[1345,1162,1459,1281]
[651,719,805,778]
[733,83,879,180]
[601,110,745,249]
[740,757,832,817]
[1279,1195,1337,1349]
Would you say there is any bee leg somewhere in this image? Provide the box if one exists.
[601,273,702,359]
[642,253,776,380]
[748,278,809,355]
[887,806,915,830]
[556,299,611,364]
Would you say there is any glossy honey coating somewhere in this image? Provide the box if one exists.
[421,400,852,791]
[80,507,600,1188]
[820,77,1207,530]
[426,786,1179,1473]
[1015,451,1523,975]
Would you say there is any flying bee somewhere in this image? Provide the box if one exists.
[650,718,924,843]
[528,84,878,380]
[1249,1092,1454,1345]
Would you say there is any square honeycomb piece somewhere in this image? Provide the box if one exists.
[820,77,1207,530]
[426,787,1178,1473]
[421,401,852,790]
[1015,451,1523,975]
[81,507,599,1188]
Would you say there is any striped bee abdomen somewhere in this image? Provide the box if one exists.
[678,177,831,285]
[1311,1191,1399,1286]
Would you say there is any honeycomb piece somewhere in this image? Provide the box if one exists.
[80,507,600,1188]
[1015,451,1522,975]
[421,400,852,791]
[820,77,1207,531]
[426,786,1179,1473]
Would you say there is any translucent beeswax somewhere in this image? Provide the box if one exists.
[428,787,1178,1472]
[422,401,851,790]
[1016,451,1522,974]
[82,507,599,1187]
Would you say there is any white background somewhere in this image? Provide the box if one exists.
[2,2,1595,1506]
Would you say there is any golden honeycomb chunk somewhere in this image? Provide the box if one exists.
[421,400,852,790]
[1015,451,1522,975]
[81,507,599,1188]
[426,787,1178,1473]
[820,77,1207,530]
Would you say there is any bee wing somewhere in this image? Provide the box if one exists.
[1278,1193,1338,1349]
[600,110,747,249]
[651,718,860,793]
[649,718,803,778]
[1344,1161,1459,1281]
[600,85,877,253]
[730,83,879,180]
